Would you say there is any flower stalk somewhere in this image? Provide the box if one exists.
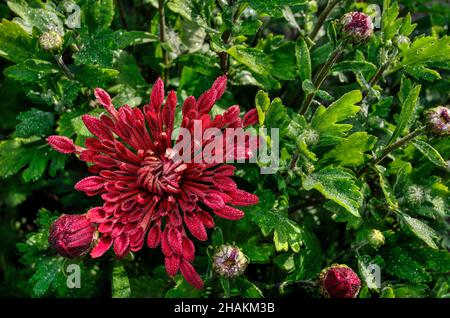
[357,127,425,178]
[299,42,345,115]
[309,0,340,42]
[158,0,169,85]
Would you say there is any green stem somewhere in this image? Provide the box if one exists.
[309,0,340,42]
[158,0,169,85]
[356,127,425,178]
[299,43,345,115]
[54,54,74,80]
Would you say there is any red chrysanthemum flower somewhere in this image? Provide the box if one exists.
[47,76,259,289]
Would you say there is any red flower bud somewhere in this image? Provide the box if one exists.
[49,214,95,259]
[340,12,374,44]
[47,135,76,154]
[319,264,361,298]
[243,108,259,127]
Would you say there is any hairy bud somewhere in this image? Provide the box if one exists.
[340,12,374,44]
[39,31,63,51]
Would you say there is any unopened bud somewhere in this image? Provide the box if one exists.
[212,244,248,278]
[49,214,95,259]
[426,106,450,136]
[340,12,374,44]
[319,264,361,298]
[39,31,63,51]
[367,229,385,249]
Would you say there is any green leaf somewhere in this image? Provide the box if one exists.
[288,226,323,280]
[227,45,272,75]
[389,78,421,144]
[80,0,115,32]
[74,29,117,67]
[165,275,202,298]
[0,19,37,63]
[383,246,431,284]
[29,257,61,297]
[112,262,131,298]
[401,214,439,249]
[241,237,275,263]
[358,255,381,290]
[4,59,59,82]
[246,0,308,17]
[7,0,64,35]
[14,108,54,138]
[412,140,447,168]
[321,132,376,167]
[331,61,377,73]
[76,66,119,88]
[309,90,362,146]
[382,0,402,40]
[400,36,450,81]
[255,90,270,125]
[0,138,63,182]
[115,30,157,49]
[247,190,303,252]
[235,278,263,298]
[270,41,297,80]
[302,166,362,217]
[374,165,399,209]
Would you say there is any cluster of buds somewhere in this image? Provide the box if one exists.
[212,244,248,278]
[49,214,96,259]
[340,11,374,44]
[319,264,361,298]
[39,31,63,52]
[426,106,450,136]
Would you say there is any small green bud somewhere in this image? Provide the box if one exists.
[367,229,385,249]
[39,31,63,51]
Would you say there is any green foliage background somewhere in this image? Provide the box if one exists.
[0,0,449,298]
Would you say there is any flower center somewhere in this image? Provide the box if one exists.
[136,150,187,196]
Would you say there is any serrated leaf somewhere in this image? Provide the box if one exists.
[383,246,431,283]
[401,214,439,249]
[412,140,447,168]
[112,262,131,298]
[247,190,303,252]
[227,45,272,75]
[400,36,450,81]
[0,19,37,63]
[81,0,115,32]
[74,29,116,67]
[322,132,376,167]
[374,165,399,209]
[303,166,362,217]
[7,0,64,35]
[29,257,61,297]
[14,108,54,138]
[389,78,421,144]
[309,90,362,146]
[4,59,59,82]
